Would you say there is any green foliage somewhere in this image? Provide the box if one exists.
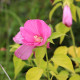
[10,44,20,52]
[13,55,26,79]
[49,3,62,21]
[48,32,65,43]
[55,22,70,44]
[72,57,80,63]
[52,0,62,5]
[35,45,46,67]
[69,74,80,80]
[56,70,69,80]
[51,54,74,73]
[26,67,43,80]
[54,46,68,55]
[70,4,77,22]
[76,6,80,20]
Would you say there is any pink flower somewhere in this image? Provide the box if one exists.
[62,5,72,27]
[13,19,51,60]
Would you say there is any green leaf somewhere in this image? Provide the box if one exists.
[49,24,54,32]
[10,44,20,52]
[54,46,68,55]
[70,4,77,22]
[13,55,26,79]
[52,0,62,5]
[34,59,47,71]
[56,70,69,80]
[51,54,74,73]
[75,67,80,73]
[35,46,46,66]
[55,22,70,33]
[49,3,62,21]
[72,57,80,63]
[55,22,70,44]
[76,6,80,20]
[69,74,80,80]
[26,67,43,80]
[47,32,65,42]
[63,0,73,4]
[49,63,58,74]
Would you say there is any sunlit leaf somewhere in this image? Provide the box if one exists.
[55,22,70,44]
[13,55,26,79]
[47,32,65,43]
[34,59,47,71]
[49,63,58,74]
[70,4,77,22]
[56,70,69,80]
[68,46,78,58]
[76,6,80,20]
[69,74,80,80]
[51,54,74,73]
[54,46,68,55]
[35,46,46,66]
[72,57,80,63]
[26,67,43,80]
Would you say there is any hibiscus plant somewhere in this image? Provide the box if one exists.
[9,0,80,80]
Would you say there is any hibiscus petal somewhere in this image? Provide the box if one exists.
[13,32,23,44]
[24,20,40,35]
[24,20,51,46]
[47,42,50,49]
[36,20,51,46]
[15,45,34,60]
[20,27,34,42]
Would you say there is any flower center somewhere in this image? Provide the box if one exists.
[34,35,43,42]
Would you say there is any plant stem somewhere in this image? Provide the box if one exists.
[46,52,50,80]
[70,27,77,57]
[0,64,11,80]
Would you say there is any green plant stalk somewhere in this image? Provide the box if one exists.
[46,52,50,80]
[0,64,11,80]
[70,27,77,57]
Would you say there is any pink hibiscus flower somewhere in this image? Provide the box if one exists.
[13,19,51,60]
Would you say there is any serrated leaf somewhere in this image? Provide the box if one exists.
[69,74,80,80]
[70,4,77,22]
[55,22,70,44]
[56,70,69,80]
[51,54,74,73]
[35,46,46,66]
[49,3,62,21]
[76,6,80,21]
[52,0,62,5]
[54,46,68,55]
[26,67,43,80]
[47,32,65,42]
[13,55,26,79]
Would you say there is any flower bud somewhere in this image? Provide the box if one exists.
[62,5,72,27]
